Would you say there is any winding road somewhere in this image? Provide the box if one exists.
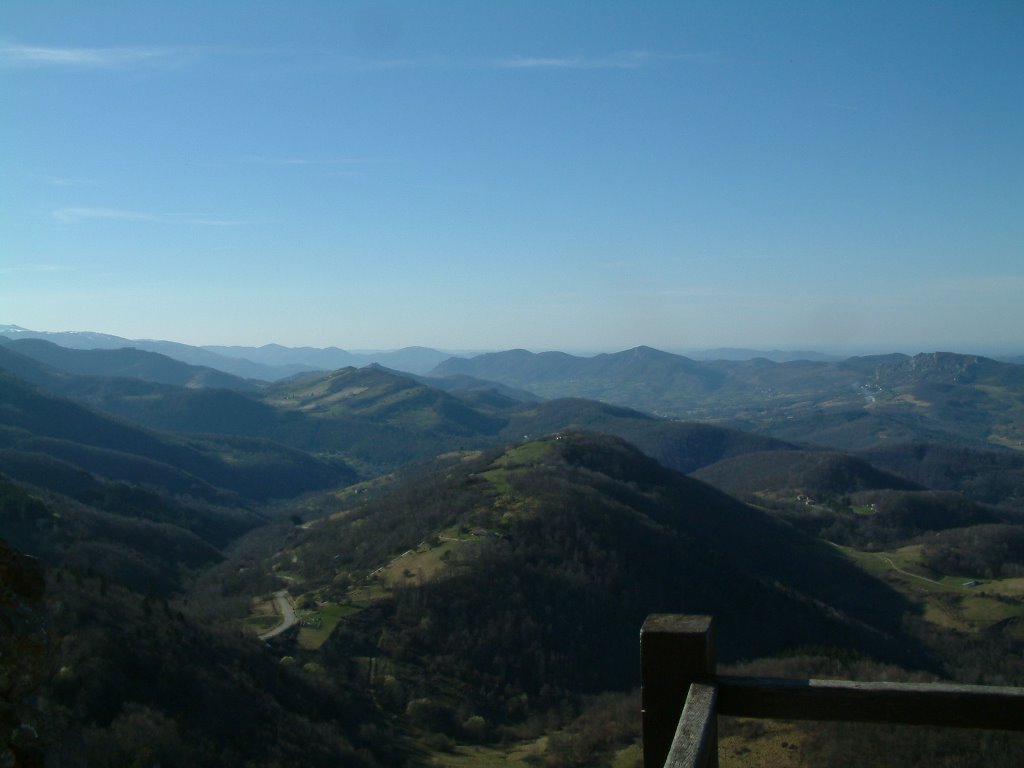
[879,556,943,586]
[258,590,298,640]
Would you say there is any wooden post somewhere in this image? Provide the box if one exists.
[641,615,717,768]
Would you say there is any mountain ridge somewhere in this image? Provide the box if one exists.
[0,324,453,379]
[0,337,260,392]
[261,431,922,714]
[433,347,1024,450]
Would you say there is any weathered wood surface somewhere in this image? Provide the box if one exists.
[641,615,1024,768]
[641,615,717,768]
[717,676,1024,731]
[665,683,718,768]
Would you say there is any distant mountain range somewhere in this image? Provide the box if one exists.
[432,346,1024,451]
[0,339,793,479]
[4,336,1022,515]
[683,347,842,362]
[0,337,260,391]
[0,324,452,379]
[0,324,892,380]
[5,324,1024,458]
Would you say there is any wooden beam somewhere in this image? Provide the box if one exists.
[718,676,1024,731]
[641,614,717,768]
[665,684,719,768]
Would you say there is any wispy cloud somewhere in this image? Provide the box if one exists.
[295,49,705,73]
[489,51,706,70]
[54,207,156,223]
[2,39,703,75]
[330,54,450,72]
[186,154,397,181]
[53,207,239,226]
[179,217,241,226]
[0,40,188,69]
[235,155,396,167]
[0,263,72,275]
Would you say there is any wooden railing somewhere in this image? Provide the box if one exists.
[641,614,1024,768]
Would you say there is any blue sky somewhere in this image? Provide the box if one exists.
[2,1,1022,354]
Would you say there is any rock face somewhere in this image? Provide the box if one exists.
[0,537,48,767]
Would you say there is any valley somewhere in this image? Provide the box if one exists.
[2,336,1023,767]
[6,1,1020,764]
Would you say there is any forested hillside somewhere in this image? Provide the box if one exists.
[2,341,1023,767]
[433,348,1024,451]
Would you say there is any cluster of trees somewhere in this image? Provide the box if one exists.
[920,524,1024,580]
[0,473,234,596]
[7,562,400,768]
[862,442,1024,512]
[765,487,1013,551]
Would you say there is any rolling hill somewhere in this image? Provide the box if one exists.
[859,442,1024,511]
[0,324,313,381]
[691,449,1023,552]
[0,337,259,391]
[204,342,451,375]
[0,474,227,594]
[0,344,806,481]
[0,324,454,379]
[0,372,355,501]
[501,398,801,474]
[249,432,921,719]
[0,369,357,594]
[432,347,1024,450]
[691,449,923,499]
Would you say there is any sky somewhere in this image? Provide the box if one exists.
[2,1,1022,354]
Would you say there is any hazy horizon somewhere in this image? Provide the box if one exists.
[3,2,1021,353]
[4,320,1022,361]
